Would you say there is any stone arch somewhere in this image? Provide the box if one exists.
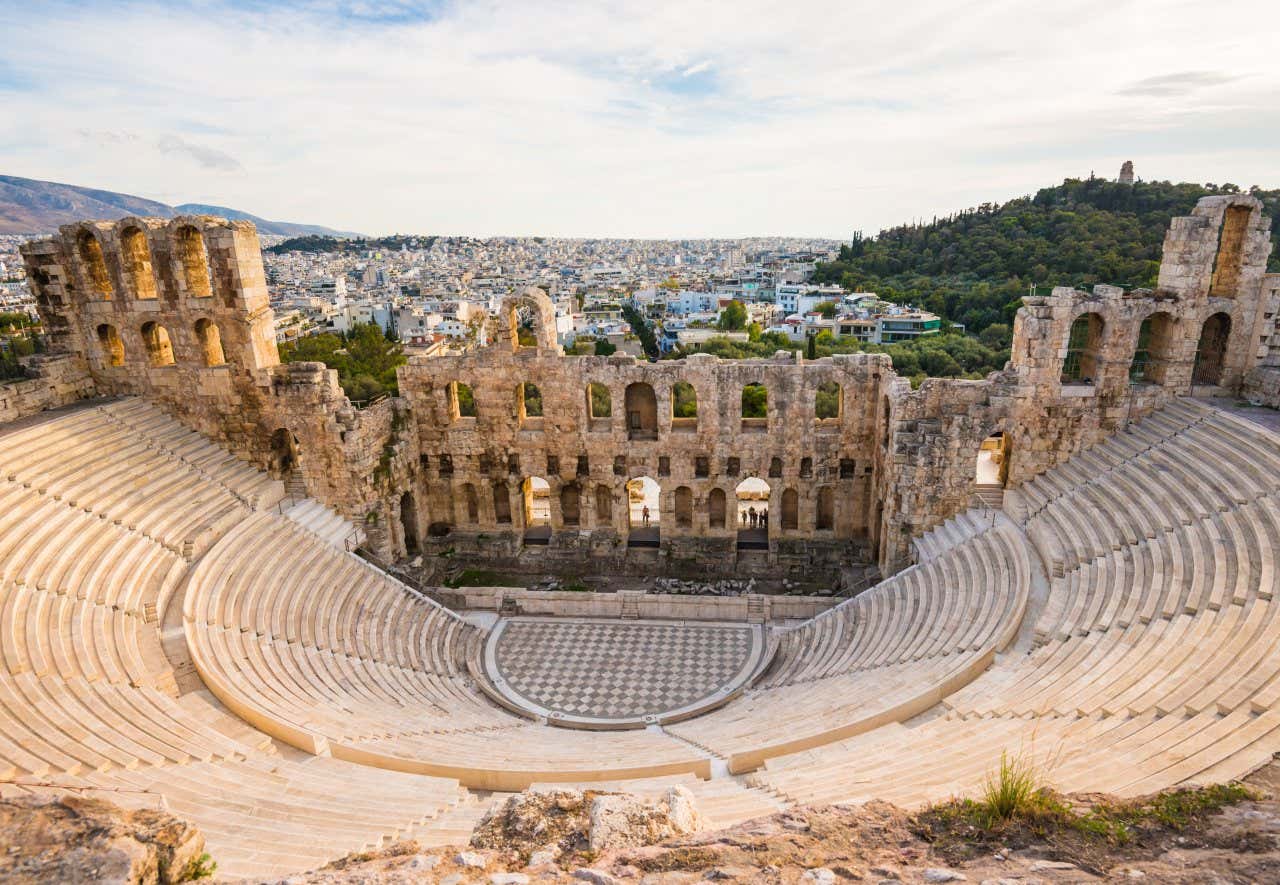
[626,476,659,528]
[781,488,799,531]
[77,229,113,298]
[400,491,420,554]
[194,318,226,366]
[96,323,125,367]
[119,225,158,300]
[815,380,841,420]
[1193,312,1232,386]
[674,486,693,528]
[498,287,558,351]
[816,486,834,531]
[175,224,214,300]
[1130,311,1176,384]
[708,487,727,529]
[269,428,299,478]
[587,382,611,418]
[462,483,479,524]
[492,480,513,524]
[595,484,613,524]
[1062,312,1104,382]
[560,481,582,526]
[625,382,658,439]
[671,381,697,426]
[769,456,783,478]
[140,321,175,367]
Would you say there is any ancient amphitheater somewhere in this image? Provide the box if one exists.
[2,195,1280,878]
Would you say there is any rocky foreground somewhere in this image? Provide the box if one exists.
[5,766,1280,884]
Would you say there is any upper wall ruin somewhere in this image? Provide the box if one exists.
[15,194,1276,574]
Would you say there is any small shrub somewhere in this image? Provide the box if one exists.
[180,852,217,881]
[979,749,1043,823]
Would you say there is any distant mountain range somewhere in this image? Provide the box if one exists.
[0,175,362,237]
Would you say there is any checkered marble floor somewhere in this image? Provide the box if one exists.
[490,619,756,723]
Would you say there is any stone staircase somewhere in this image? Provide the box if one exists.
[974,483,1004,509]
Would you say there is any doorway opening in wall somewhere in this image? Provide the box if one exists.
[1192,312,1231,386]
[975,431,1011,509]
[400,491,420,555]
[269,428,302,493]
[522,476,552,544]
[626,476,660,547]
[735,477,770,550]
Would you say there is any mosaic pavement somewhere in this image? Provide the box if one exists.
[486,618,763,726]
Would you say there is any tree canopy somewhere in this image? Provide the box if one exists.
[718,299,748,331]
[278,322,406,402]
[814,178,1280,335]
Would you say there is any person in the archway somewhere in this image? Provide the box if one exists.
[761,508,769,529]
[642,505,650,527]
[749,506,757,528]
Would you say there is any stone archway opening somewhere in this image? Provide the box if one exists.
[269,428,300,484]
[735,477,770,550]
[1193,312,1232,386]
[975,431,1011,488]
[626,476,660,547]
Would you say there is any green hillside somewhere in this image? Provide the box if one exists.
[814,178,1280,335]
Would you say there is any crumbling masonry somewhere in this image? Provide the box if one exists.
[15,195,1279,577]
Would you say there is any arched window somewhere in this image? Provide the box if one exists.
[625,383,657,439]
[492,481,512,524]
[176,225,213,299]
[595,484,612,524]
[560,482,581,526]
[96,323,124,367]
[520,382,543,420]
[1062,313,1104,382]
[674,486,693,528]
[769,457,783,478]
[400,491,420,554]
[708,488,727,529]
[587,382,611,418]
[815,380,841,420]
[140,321,175,367]
[816,486,834,531]
[451,381,476,420]
[462,483,479,524]
[77,230,113,298]
[672,381,697,428]
[781,488,799,531]
[1193,312,1232,385]
[194,318,226,366]
[120,226,157,300]
[741,383,767,424]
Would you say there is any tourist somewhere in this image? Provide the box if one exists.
[642,504,650,527]
[749,507,757,528]
[761,508,769,529]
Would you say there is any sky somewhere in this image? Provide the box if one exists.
[1,0,1278,238]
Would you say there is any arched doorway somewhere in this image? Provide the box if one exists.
[626,476,660,547]
[816,486,834,531]
[560,482,582,527]
[781,489,799,531]
[625,383,657,440]
[400,491,420,555]
[1192,312,1231,386]
[492,481,512,525]
[674,486,693,528]
[522,476,551,544]
[735,477,770,549]
[708,488,727,529]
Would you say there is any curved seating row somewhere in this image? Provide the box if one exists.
[0,401,466,879]
[665,518,1030,772]
[182,512,712,790]
[749,398,1280,806]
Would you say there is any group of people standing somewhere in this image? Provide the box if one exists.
[740,506,768,529]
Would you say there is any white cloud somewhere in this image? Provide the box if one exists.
[0,0,1277,237]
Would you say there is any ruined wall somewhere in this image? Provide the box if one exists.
[0,353,95,425]
[14,195,1277,574]
[394,290,891,567]
[20,217,281,458]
